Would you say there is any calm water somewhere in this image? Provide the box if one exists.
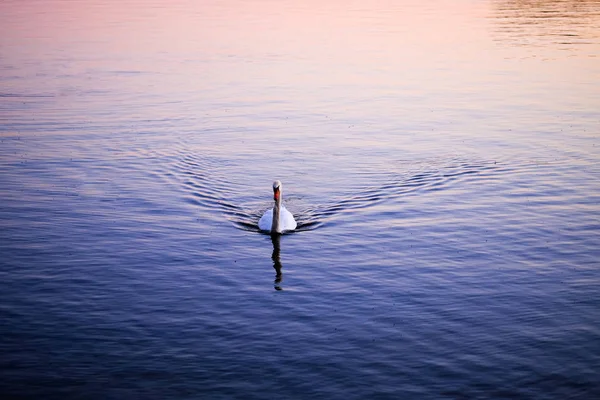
[1,0,600,398]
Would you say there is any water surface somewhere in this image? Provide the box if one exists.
[1,0,599,398]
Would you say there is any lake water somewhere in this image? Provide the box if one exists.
[1,0,599,398]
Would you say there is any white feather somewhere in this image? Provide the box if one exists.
[258,180,297,233]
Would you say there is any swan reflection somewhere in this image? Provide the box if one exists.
[271,233,283,291]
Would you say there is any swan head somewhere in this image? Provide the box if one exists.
[273,180,282,201]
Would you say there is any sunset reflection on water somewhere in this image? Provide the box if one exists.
[1,1,599,399]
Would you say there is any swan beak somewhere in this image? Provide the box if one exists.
[273,188,280,201]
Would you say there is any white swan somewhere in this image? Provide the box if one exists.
[258,180,297,233]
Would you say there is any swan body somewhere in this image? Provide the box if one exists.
[258,180,297,233]
[258,207,297,233]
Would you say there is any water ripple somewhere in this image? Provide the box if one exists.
[172,152,510,233]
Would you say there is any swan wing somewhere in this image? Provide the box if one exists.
[258,208,273,231]
[280,206,297,232]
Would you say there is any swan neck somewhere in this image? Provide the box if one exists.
[271,197,281,233]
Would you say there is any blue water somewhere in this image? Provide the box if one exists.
[1,0,600,398]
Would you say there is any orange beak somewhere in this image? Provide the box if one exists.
[273,188,280,201]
